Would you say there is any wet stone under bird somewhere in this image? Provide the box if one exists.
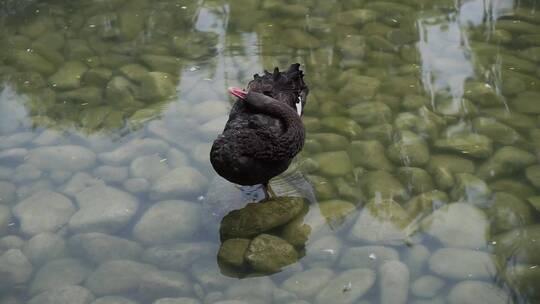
[0,0,539,304]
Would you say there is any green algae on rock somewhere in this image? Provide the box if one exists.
[245,234,298,273]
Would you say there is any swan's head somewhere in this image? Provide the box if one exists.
[228,63,309,116]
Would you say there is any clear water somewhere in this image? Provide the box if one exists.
[0,0,539,303]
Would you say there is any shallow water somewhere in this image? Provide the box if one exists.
[0,0,539,303]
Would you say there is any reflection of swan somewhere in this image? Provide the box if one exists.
[210,64,309,194]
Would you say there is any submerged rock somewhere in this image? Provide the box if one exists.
[448,281,509,304]
[493,225,540,265]
[28,286,94,304]
[85,260,156,296]
[220,197,306,240]
[488,192,532,233]
[245,234,298,273]
[315,268,375,304]
[477,146,536,180]
[387,131,430,166]
[30,258,91,295]
[150,167,208,200]
[429,248,496,280]
[69,232,143,264]
[348,140,393,171]
[0,249,33,287]
[411,275,445,298]
[434,134,492,158]
[23,233,67,266]
[380,260,409,304]
[450,173,491,206]
[27,145,96,171]
[338,245,399,270]
[138,270,193,300]
[360,171,408,201]
[49,61,88,89]
[217,238,250,268]
[282,268,334,298]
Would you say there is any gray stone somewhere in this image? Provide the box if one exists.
[411,275,445,298]
[0,249,33,286]
[225,276,275,304]
[143,242,215,270]
[380,260,409,304]
[315,268,375,304]
[92,296,139,304]
[150,167,208,200]
[0,132,34,149]
[130,154,169,182]
[282,268,334,298]
[429,248,496,280]
[387,131,430,166]
[421,203,489,248]
[0,235,25,250]
[23,233,67,266]
[348,140,393,171]
[69,232,143,264]
[92,166,128,183]
[360,171,407,201]
[69,185,139,234]
[450,173,491,206]
[191,259,236,290]
[13,190,75,236]
[166,148,189,168]
[152,298,200,304]
[27,145,96,171]
[14,163,41,182]
[85,260,156,296]
[133,200,201,245]
[30,258,91,295]
[28,286,94,304]
[0,148,27,163]
[99,138,169,165]
[217,238,250,268]
[123,178,149,193]
[313,151,352,177]
[303,235,342,268]
[448,281,510,304]
[61,172,105,198]
[0,181,15,204]
[434,134,492,158]
[32,130,62,146]
[0,205,11,236]
[339,246,399,270]
[139,270,193,300]
[245,234,299,273]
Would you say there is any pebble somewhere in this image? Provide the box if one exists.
[429,248,496,280]
[152,298,200,304]
[411,275,445,298]
[379,260,409,304]
[0,148,28,163]
[139,270,193,300]
[28,286,95,304]
[30,258,91,295]
[0,205,11,236]
[303,235,342,268]
[27,145,96,171]
[150,167,208,200]
[23,233,67,266]
[0,235,25,250]
[339,245,399,270]
[91,296,139,304]
[13,190,75,236]
[282,268,334,298]
[69,232,143,264]
[448,281,510,304]
[143,242,216,271]
[69,185,139,234]
[130,154,170,182]
[315,268,375,304]
[61,172,105,198]
[0,181,15,204]
[133,200,202,245]
[123,178,149,193]
[0,249,33,287]
[13,163,42,182]
[92,166,129,183]
[85,260,156,296]
[99,138,169,165]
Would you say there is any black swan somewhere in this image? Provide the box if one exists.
[210,63,309,194]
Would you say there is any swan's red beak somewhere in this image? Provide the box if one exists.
[228,87,247,100]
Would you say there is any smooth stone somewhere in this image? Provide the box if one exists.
[16,180,54,200]
[337,9,377,26]
[348,140,393,171]
[119,64,149,83]
[11,50,55,75]
[411,275,445,298]
[318,199,356,228]
[28,286,94,304]
[493,225,540,265]
[245,234,298,273]
[313,151,352,177]
[434,134,492,158]
[69,185,139,234]
[450,173,491,206]
[150,167,208,200]
[387,131,430,166]
[85,260,156,296]
[69,232,143,264]
[421,203,489,249]
[429,248,496,280]
[0,181,15,204]
[525,165,540,188]
[190,100,230,123]
[303,235,342,268]
[140,72,176,101]
[140,54,182,74]
[191,259,236,290]
[282,268,334,298]
[99,138,169,165]
[105,76,137,105]
[320,116,363,138]
[349,102,392,126]
[463,82,504,106]
[448,281,510,304]
[472,117,522,145]
[477,146,536,181]
[166,148,189,168]
[218,238,250,268]
[396,167,434,195]
[488,192,532,233]
[0,148,28,163]
[92,166,128,183]
[13,164,41,182]
[13,190,75,236]
[30,258,91,295]
[130,154,169,182]
[123,178,149,194]
[61,172,105,198]
[513,91,540,114]
[0,205,11,235]
[139,270,192,300]
[143,242,215,270]
[315,268,375,304]
[152,298,200,304]
[339,246,399,270]
[349,199,410,245]
[0,132,34,149]
[27,145,96,171]
[133,200,201,245]
[220,197,306,240]
[404,190,449,219]
[225,277,275,304]
[84,68,113,86]
[23,233,67,266]
[92,296,139,304]
[309,133,349,152]
[380,260,409,304]
[0,249,33,286]
[505,264,540,301]
[0,235,25,250]
[360,171,408,201]
[49,61,88,89]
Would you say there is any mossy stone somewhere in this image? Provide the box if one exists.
[119,64,149,83]
[402,94,429,110]
[525,165,540,189]
[396,167,434,195]
[313,151,352,177]
[106,76,137,105]
[320,116,362,138]
[334,178,365,204]
[489,179,536,200]
[280,207,311,247]
[349,102,392,126]
[220,197,306,240]
[464,82,504,106]
[140,54,182,74]
[118,9,146,40]
[505,265,540,302]
[367,35,395,52]
[140,72,176,101]
[527,196,540,212]
[472,117,522,145]
[282,29,320,49]
[245,234,298,273]
[309,133,349,152]
[488,192,532,233]
[360,170,407,201]
[303,117,321,132]
[318,200,356,229]
[339,75,380,103]
[306,175,335,200]
[218,238,250,268]
[513,91,540,114]
[80,106,111,130]
[404,190,449,219]
[49,61,88,90]
[450,173,491,206]
[387,130,430,166]
[348,140,393,171]
[336,9,378,26]
[84,68,113,86]
[57,87,103,104]
[477,146,536,181]
[483,108,536,131]
[11,50,55,76]
[494,225,540,265]
[434,134,493,158]
[362,124,394,145]
[65,39,94,62]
